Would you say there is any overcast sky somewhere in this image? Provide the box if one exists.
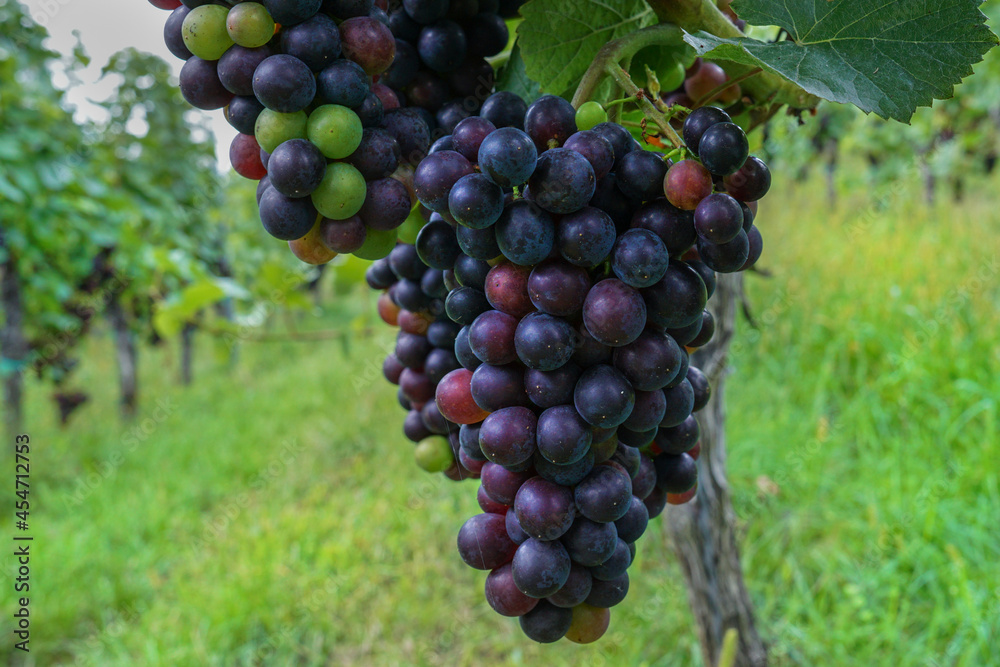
[22,0,237,168]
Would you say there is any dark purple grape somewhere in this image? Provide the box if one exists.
[479,406,537,467]
[589,172,637,231]
[458,513,517,570]
[324,0,374,18]
[533,448,594,486]
[616,149,669,201]
[449,173,504,229]
[346,128,400,180]
[263,0,320,25]
[225,96,265,135]
[464,11,509,57]
[505,507,530,545]
[381,108,431,164]
[556,206,616,267]
[622,389,667,432]
[481,462,533,505]
[514,477,575,541]
[654,452,697,493]
[614,497,648,543]
[404,0,448,23]
[519,599,573,642]
[403,408,432,441]
[280,13,341,71]
[485,563,538,617]
[612,330,681,391]
[514,312,575,371]
[353,91,385,127]
[417,20,467,72]
[164,6,193,60]
[564,131,614,180]
[452,116,496,163]
[617,427,654,448]
[524,260,589,318]
[655,414,699,454]
[389,7,422,38]
[316,59,370,108]
[413,150,475,212]
[591,538,631,580]
[524,364,581,410]
[586,572,629,608]
[471,363,529,411]
[661,379,695,427]
[495,199,556,266]
[583,279,646,347]
[687,259,717,299]
[253,55,316,113]
[630,197,697,256]
[575,464,632,523]
[480,91,528,130]
[446,56,494,97]
[524,95,577,151]
[382,39,419,88]
[258,187,318,240]
[560,518,617,566]
[453,254,491,290]
[644,487,667,519]
[688,310,715,348]
[339,16,396,75]
[698,229,749,273]
[415,219,461,269]
[435,101,470,133]
[547,563,593,608]
[528,148,596,215]
[694,193,744,244]
[641,261,707,329]
[611,228,670,288]
[455,325,482,371]
[698,122,749,176]
[741,225,763,271]
[268,139,327,198]
[682,106,730,156]
[219,45,275,97]
[445,286,491,325]
[478,127,538,187]
[512,539,572,598]
[366,258,396,289]
[469,310,519,365]
[359,177,411,231]
[574,365,635,429]
[589,122,634,169]
[456,224,501,260]
[664,348,690,390]
[687,366,711,412]
[536,405,592,465]
[179,57,233,110]
[388,243,424,280]
[724,155,771,201]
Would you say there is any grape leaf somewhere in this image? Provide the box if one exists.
[517,0,656,95]
[684,0,998,122]
[496,42,544,103]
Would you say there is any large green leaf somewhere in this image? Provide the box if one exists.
[517,0,656,95]
[684,0,997,122]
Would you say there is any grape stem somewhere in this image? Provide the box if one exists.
[607,64,685,149]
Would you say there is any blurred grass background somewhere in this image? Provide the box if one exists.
[3,173,999,666]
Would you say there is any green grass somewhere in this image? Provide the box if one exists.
[3,176,999,666]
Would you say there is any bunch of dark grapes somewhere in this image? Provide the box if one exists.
[148,0,518,264]
[420,93,770,642]
[366,242,485,480]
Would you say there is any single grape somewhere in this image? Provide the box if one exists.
[359,177,410,230]
[589,122,634,169]
[478,127,538,188]
[226,2,274,48]
[436,368,490,424]
[664,159,713,210]
[413,150,475,212]
[280,13,342,71]
[574,364,635,429]
[417,19,468,73]
[698,122,749,176]
[255,109,308,154]
[469,310,519,366]
[556,206,616,268]
[687,366,711,412]
[575,101,608,132]
[724,155,771,202]
[564,130,615,181]
[560,517,616,566]
[524,95,577,151]
[479,406,538,467]
[485,563,539,617]
[590,538,631,581]
[641,261,707,329]
[514,477,576,541]
[630,197,697,257]
[512,540,572,599]
[253,55,316,113]
[583,279,647,347]
[218,45,275,97]
[682,106,731,156]
[340,16,396,74]
[182,5,232,61]
[528,148,596,215]
[654,452,697,493]
[514,312,576,372]
[660,379,695,427]
[262,0,320,25]
[575,464,633,523]
[456,224,501,260]
[495,200,556,266]
[527,259,590,317]
[229,133,268,180]
[524,364,582,410]
[452,116,496,163]
[622,389,667,432]
[694,192,744,243]
[616,150,669,202]
[519,599,573,642]
[164,6,194,60]
[465,12,509,58]
[481,91,528,130]
[458,513,517,570]
[484,262,535,318]
[611,228,670,288]
[741,225,763,271]
[179,57,233,110]
[316,59,371,108]
[697,229,749,273]
[311,162,366,220]
[258,186,318,240]
[448,173,504,229]
[614,497,649,543]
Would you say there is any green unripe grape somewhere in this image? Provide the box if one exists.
[255,110,308,154]
[660,60,686,92]
[396,206,425,244]
[307,105,364,159]
[182,5,233,61]
[227,2,275,49]
[354,226,397,260]
[312,163,366,220]
[414,437,454,473]
[575,101,608,131]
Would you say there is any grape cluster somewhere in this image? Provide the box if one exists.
[149,0,519,264]
[366,242,486,480]
[419,94,769,642]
